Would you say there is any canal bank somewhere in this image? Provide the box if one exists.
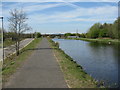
[48,38,102,88]
[67,38,120,44]
[52,38,119,88]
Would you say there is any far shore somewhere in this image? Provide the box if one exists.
[66,37,120,44]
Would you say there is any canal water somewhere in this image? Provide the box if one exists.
[53,38,119,88]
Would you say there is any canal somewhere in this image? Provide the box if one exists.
[53,38,119,88]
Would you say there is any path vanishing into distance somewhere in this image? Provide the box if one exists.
[4,38,68,88]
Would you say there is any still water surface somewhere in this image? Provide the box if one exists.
[53,38,119,87]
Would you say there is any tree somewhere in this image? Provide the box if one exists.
[118,17,120,39]
[86,18,120,39]
[112,18,119,39]
[36,32,42,38]
[8,9,31,56]
[87,23,101,38]
[64,33,72,37]
[99,29,108,38]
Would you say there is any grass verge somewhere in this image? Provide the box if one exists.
[3,38,25,48]
[4,39,15,48]
[67,38,120,44]
[48,38,105,88]
[2,38,42,83]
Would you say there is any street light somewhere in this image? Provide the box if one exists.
[0,17,4,61]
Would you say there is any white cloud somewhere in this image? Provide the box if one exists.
[27,5,117,24]
[2,2,66,18]
[2,2,118,33]
[2,0,119,2]
[23,3,66,12]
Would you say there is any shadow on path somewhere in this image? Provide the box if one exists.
[4,38,68,88]
[27,48,53,50]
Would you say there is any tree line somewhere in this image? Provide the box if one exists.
[86,17,120,39]
[3,31,41,40]
[64,17,120,39]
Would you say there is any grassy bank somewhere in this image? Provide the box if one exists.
[67,38,120,44]
[4,38,25,48]
[2,38,42,83]
[4,39,15,48]
[48,38,104,88]
[0,39,15,48]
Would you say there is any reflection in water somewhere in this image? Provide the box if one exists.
[53,39,119,88]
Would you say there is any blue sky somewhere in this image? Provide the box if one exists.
[1,1,118,34]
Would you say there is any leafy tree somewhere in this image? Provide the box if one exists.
[79,33,86,38]
[87,23,101,38]
[64,33,72,37]
[118,17,120,39]
[99,29,108,38]
[112,18,119,39]
[86,18,120,39]
[36,32,42,38]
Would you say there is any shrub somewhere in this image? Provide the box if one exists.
[36,32,41,38]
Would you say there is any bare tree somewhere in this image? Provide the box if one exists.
[8,9,31,56]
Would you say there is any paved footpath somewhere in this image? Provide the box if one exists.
[4,38,68,88]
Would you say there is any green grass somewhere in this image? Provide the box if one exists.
[48,38,105,88]
[2,38,42,83]
[3,39,15,47]
[3,38,25,47]
[67,38,120,44]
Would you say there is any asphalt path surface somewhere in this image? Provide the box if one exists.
[0,38,34,60]
[4,38,68,88]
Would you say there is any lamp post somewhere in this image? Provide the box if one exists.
[0,17,4,61]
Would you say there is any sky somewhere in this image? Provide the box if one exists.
[0,0,119,34]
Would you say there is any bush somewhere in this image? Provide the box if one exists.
[36,32,41,38]
[55,42,59,47]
